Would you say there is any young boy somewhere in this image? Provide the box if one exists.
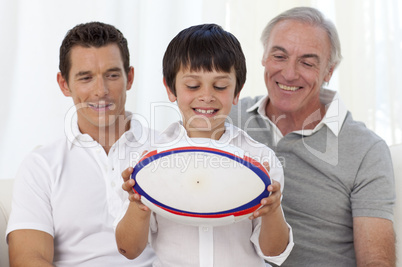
[115,24,293,266]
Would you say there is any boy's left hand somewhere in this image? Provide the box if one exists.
[249,162,282,220]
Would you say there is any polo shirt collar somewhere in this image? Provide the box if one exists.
[124,113,150,144]
[246,89,347,137]
[159,121,241,146]
[317,89,347,136]
[65,111,141,150]
[64,108,91,150]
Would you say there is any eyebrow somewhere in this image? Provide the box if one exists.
[106,67,123,73]
[75,71,92,78]
[182,74,233,80]
[271,46,321,63]
[74,67,123,78]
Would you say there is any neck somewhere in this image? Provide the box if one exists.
[266,101,326,136]
[186,127,225,140]
[78,115,130,154]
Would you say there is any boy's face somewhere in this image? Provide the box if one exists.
[165,67,239,140]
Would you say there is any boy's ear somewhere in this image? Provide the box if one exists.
[163,77,177,102]
[232,90,241,105]
[57,72,71,97]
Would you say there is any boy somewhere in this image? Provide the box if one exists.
[115,24,293,267]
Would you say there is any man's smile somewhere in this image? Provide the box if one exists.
[277,83,301,92]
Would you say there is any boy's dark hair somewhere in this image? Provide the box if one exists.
[163,24,246,97]
[59,22,130,83]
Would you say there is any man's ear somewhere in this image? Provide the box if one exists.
[126,66,134,91]
[57,72,71,97]
[163,77,177,102]
[324,65,336,83]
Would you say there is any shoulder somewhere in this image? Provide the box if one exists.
[27,137,69,162]
[234,128,285,189]
[128,113,160,140]
[235,95,264,110]
[14,137,69,183]
[233,125,268,149]
[340,112,388,151]
[153,121,186,147]
[229,95,265,127]
[12,138,69,205]
[338,112,393,183]
[231,125,282,167]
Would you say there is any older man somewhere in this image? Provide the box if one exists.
[229,7,395,267]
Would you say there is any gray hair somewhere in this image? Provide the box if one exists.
[261,7,342,70]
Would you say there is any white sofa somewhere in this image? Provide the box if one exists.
[0,144,401,266]
[0,178,14,267]
[391,144,402,263]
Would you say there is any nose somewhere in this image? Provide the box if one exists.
[198,86,215,103]
[281,61,299,81]
[95,77,109,97]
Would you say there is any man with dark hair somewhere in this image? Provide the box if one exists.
[229,7,396,266]
[6,22,156,266]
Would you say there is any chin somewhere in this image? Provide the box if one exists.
[94,116,118,128]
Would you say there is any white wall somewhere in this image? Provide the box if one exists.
[1,0,401,179]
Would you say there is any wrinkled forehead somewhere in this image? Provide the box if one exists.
[268,20,332,61]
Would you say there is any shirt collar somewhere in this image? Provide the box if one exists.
[247,94,269,115]
[125,112,151,144]
[315,89,347,136]
[64,107,90,150]
[64,111,145,150]
[247,89,347,137]
[158,121,241,147]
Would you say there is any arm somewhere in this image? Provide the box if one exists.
[251,178,289,256]
[8,229,54,267]
[353,217,395,267]
[115,167,151,260]
[351,141,396,266]
[7,153,55,267]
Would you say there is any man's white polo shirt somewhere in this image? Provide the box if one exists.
[6,112,156,266]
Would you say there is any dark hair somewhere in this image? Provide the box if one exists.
[163,24,246,97]
[59,22,130,83]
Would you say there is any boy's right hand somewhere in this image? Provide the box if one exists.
[121,167,150,212]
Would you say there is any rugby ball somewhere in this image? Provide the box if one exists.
[132,143,271,226]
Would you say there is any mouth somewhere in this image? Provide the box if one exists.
[277,83,301,92]
[193,108,218,115]
[88,102,114,111]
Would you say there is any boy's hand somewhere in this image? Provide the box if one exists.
[249,179,282,219]
[249,161,282,220]
[121,167,135,198]
[121,166,150,212]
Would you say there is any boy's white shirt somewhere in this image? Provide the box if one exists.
[115,121,294,267]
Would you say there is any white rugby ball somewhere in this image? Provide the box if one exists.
[132,143,271,226]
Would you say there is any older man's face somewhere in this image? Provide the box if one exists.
[262,20,334,120]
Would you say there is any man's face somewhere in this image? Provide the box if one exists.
[165,67,239,140]
[58,44,133,133]
[262,20,334,119]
